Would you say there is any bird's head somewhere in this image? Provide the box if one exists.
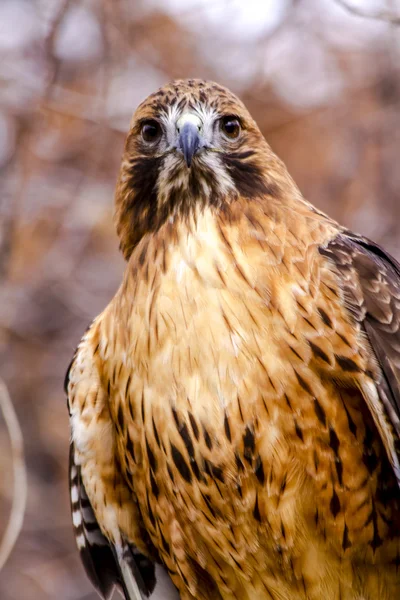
[115,79,285,258]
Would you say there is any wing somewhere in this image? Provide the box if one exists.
[69,441,124,599]
[66,346,180,600]
[320,232,400,484]
[69,441,158,600]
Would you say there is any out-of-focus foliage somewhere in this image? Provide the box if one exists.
[0,0,399,598]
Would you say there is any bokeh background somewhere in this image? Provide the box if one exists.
[0,0,399,598]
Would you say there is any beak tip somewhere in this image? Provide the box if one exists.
[179,121,200,170]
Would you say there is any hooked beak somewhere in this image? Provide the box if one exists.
[178,118,201,168]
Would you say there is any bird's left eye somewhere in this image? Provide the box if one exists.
[220,116,241,140]
[141,120,162,143]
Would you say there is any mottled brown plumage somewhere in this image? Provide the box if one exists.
[66,79,400,599]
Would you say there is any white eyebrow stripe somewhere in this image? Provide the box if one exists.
[194,103,218,121]
[164,103,180,125]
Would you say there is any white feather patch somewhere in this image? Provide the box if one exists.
[70,485,79,503]
[72,509,82,527]
[76,533,86,550]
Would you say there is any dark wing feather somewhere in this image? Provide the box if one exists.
[320,232,400,482]
[69,442,121,599]
[69,443,158,599]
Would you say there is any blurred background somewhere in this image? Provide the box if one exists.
[0,0,399,598]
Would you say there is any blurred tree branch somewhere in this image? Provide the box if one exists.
[335,0,400,25]
[0,379,27,571]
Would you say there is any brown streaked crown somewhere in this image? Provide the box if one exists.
[134,79,249,121]
[114,79,291,259]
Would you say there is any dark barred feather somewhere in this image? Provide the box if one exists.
[69,443,178,599]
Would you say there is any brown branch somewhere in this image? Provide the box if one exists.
[335,0,400,25]
[0,378,27,570]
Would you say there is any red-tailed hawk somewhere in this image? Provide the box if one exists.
[66,79,400,600]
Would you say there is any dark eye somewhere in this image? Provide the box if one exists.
[141,120,162,143]
[220,116,241,140]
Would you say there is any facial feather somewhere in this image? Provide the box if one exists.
[114,79,291,260]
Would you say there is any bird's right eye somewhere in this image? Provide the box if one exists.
[141,120,162,143]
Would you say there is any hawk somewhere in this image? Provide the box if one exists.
[66,79,400,600]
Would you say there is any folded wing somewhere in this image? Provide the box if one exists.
[320,232,400,484]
